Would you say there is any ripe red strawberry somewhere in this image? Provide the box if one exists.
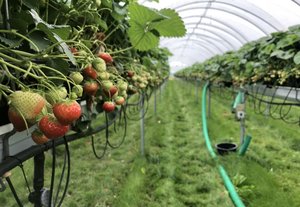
[31,129,49,145]
[83,81,99,96]
[9,91,46,120]
[70,47,78,55]
[39,115,69,139]
[102,101,115,112]
[95,32,105,41]
[92,58,106,72]
[114,96,125,105]
[53,100,82,125]
[83,65,98,80]
[103,85,118,98]
[126,71,135,78]
[98,52,113,64]
[8,108,30,131]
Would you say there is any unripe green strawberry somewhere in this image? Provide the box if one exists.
[94,0,101,7]
[9,91,46,120]
[69,72,84,84]
[120,90,128,99]
[101,80,113,90]
[45,87,68,104]
[70,92,78,100]
[92,58,106,72]
[72,85,83,97]
[58,87,68,98]
[117,80,128,91]
[98,71,110,80]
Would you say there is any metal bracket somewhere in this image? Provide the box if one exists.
[235,104,245,120]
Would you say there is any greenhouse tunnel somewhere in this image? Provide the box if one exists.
[0,0,300,207]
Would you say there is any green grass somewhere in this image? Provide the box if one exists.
[1,79,300,207]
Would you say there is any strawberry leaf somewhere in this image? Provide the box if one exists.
[128,21,159,51]
[28,9,76,65]
[151,9,186,37]
[0,36,21,48]
[128,3,166,51]
[293,51,300,64]
[28,31,51,51]
[128,3,186,51]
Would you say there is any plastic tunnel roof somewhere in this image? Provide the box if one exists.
[139,0,300,73]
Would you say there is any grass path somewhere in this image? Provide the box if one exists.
[114,79,233,207]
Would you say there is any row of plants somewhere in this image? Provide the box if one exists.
[175,24,300,87]
[0,0,186,144]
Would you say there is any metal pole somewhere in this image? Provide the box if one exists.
[29,153,45,207]
[159,85,162,100]
[241,92,246,144]
[4,0,11,30]
[195,80,200,103]
[207,85,211,118]
[6,176,23,207]
[140,94,145,156]
[240,119,245,145]
[154,88,157,115]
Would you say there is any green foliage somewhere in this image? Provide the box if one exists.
[128,3,186,51]
[176,25,300,87]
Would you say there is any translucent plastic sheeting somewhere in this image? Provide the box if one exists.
[139,0,300,73]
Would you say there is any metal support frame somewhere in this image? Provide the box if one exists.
[174,0,282,32]
[154,88,157,115]
[185,21,247,43]
[140,94,145,156]
[164,41,216,56]
[28,153,45,207]
[186,25,244,45]
[161,37,224,53]
[187,30,238,50]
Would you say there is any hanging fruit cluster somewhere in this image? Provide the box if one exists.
[0,1,186,144]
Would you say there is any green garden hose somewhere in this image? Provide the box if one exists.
[233,91,242,110]
[202,82,245,207]
[239,135,252,156]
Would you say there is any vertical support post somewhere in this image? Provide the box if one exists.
[240,119,245,145]
[30,153,45,207]
[195,80,200,103]
[4,0,11,30]
[6,176,23,207]
[154,88,157,115]
[140,94,145,156]
[241,91,246,145]
[207,85,211,118]
[159,85,162,100]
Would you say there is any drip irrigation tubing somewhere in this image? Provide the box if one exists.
[201,81,245,207]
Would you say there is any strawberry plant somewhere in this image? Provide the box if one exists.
[176,25,300,87]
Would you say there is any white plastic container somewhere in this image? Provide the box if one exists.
[0,124,35,163]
